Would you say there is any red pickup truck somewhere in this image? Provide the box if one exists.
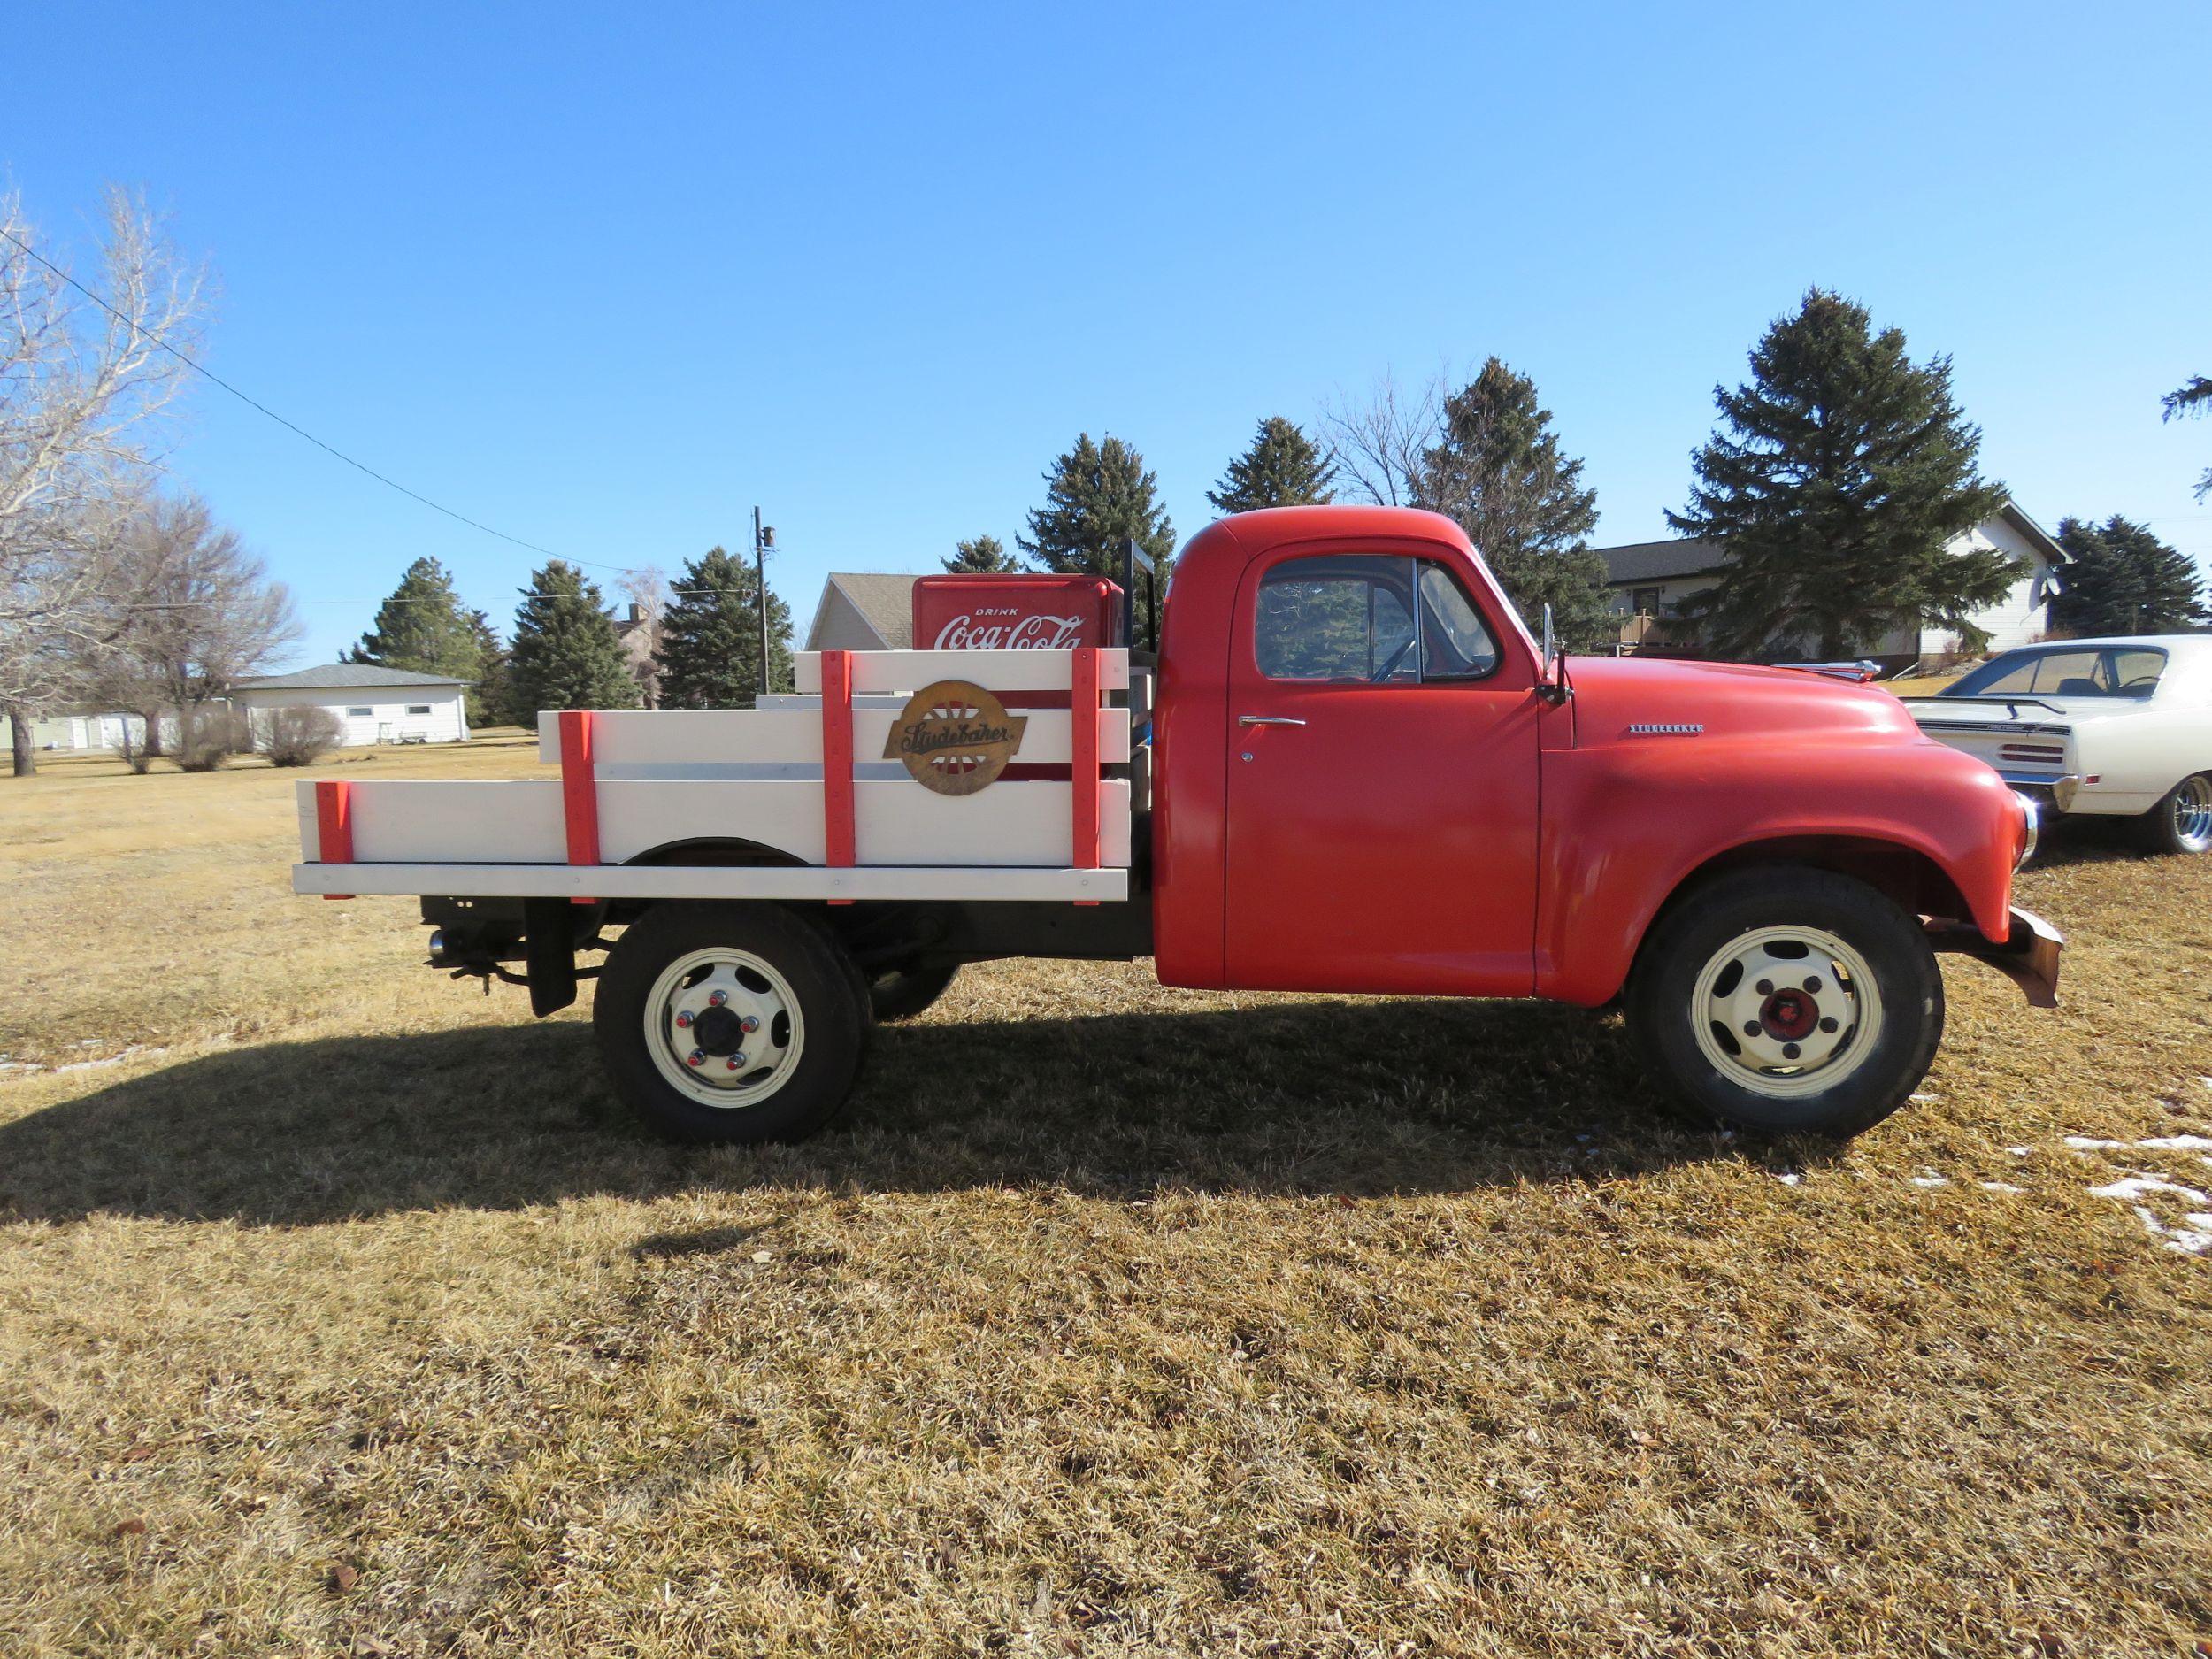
[296,505,2057,1143]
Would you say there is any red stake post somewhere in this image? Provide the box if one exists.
[1071,646,1100,903]
[820,650,856,902]
[558,710,600,904]
[314,778,354,901]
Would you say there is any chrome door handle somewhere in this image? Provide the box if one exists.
[1238,715,1307,726]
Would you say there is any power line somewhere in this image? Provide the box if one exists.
[0,219,643,577]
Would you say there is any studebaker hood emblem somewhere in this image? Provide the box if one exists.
[1628,722,1704,735]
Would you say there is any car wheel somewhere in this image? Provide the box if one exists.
[867,961,960,1022]
[2141,772,2212,856]
[1627,865,1944,1139]
[593,902,868,1144]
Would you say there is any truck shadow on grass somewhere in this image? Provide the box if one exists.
[0,997,1730,1226]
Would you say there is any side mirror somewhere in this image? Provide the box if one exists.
[1538,603,1572,707]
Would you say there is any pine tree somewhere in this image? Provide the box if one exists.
[942,534,1024,574]
[1207,417,1335,513]
[505,561,639,729]
[1019,434,1175,639]
[1411,358,1614,650]
[2052,515,2210,636]
[1671,289,2013,659]
[654,546,795,710]
[349,557,484,712]
[2164,375,2212,502]
[465,608,517,728]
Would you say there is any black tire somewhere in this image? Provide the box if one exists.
[867,961,960,1022]
[1626,865,1944,1139]
[2138,772,2212,856]
[593,902,867,1144]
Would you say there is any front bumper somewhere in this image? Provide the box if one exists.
[1925,907,2063,1008]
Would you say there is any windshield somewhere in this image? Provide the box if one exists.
[1943,645,2168,699]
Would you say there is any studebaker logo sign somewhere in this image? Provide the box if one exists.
[883,680,1029,795]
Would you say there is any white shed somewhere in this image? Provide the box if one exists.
[233,664,472,747]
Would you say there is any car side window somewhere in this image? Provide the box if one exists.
[1255,554,1500,684]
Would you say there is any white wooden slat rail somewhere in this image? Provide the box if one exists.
[293,647,1135,903]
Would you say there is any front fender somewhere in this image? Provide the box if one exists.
[1534,737,2023,1006]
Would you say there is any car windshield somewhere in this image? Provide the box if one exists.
[1942,645,2168,699]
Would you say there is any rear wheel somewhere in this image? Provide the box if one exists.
[594,902,867,1143]
[2141,772,2212,856]
[1627,866,1943,1138]
[867,961,960,1021]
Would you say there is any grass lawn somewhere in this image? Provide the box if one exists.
[2,739,2208,1656]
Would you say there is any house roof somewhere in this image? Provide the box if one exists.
[1591,501,2070,588]
[810,572,918,649]
[236,664,472,690]
[1593,537,1727,585]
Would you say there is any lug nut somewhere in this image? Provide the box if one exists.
[686,1050,704,1067]
[1782,1042,1801,1060]
[1819,1017,1839,1033]
[740,1015,759,1033]
[1803,975,1823,993]
[1743,1021,1762,1037]
[709,989,728,1006]
[675,1010,693,1028]
[1755,979,1774,996]
[725,1056,742,1071]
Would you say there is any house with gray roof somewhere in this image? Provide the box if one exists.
[232,663,472,746]
[1593,501,2070,664]
[803,573,919,651]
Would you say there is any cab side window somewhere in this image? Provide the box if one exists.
[1254,554,1498,683]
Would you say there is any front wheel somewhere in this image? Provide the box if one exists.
[1626,866,1944,1139]
[594,902,867,1143]
[2140,772,2212,856]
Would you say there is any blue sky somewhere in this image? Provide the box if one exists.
[8,0,2208,666]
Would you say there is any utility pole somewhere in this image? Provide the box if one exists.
[752,506,774,701]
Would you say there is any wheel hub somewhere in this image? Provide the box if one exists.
[690,1004,747,1056]
[1691,926,1886,1099]
[644,951,800,1108]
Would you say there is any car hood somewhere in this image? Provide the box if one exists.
[1564,656,1923,747]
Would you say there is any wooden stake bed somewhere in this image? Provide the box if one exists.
[291,648,1135,904]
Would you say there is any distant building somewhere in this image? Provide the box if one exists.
[804,573,918,651]
[611,603,661,707]
[1594,501,2070,664]
[232,664,472,746]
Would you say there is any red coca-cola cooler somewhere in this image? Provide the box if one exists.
[911,573,1124,655]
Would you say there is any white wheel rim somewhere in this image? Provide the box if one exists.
[1689,925,1885,1100]
[2174,776,2212,852]
[643,948,805,1110]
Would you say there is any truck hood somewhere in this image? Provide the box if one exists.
[1565,656,1923,747]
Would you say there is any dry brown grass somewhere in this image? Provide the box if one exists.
[3,743,2209,1656]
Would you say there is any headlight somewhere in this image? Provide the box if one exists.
[2011,791,2039,869]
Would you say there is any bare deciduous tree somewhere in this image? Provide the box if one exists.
[1320,372,1446,509]
[93,491,300,764]
[0,187,206,775]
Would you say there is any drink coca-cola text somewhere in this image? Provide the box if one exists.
[932,610,1085,650]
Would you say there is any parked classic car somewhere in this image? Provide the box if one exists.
[1904,636,2212,854]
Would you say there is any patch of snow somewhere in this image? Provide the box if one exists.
[2088,1174,2212,1206]
[1979,1181,2024,1194]
[1909,1174,1951,1188]
[45,1044,166,1077]
[1909,1092,1939,1103]
[2064,1136,2127,1151]
[2006,1146,2032,1156]
[1775,1172,1802,1187]
[2137,1134,2212,1152]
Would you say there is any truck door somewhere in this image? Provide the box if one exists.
[1223,549,1541,995]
